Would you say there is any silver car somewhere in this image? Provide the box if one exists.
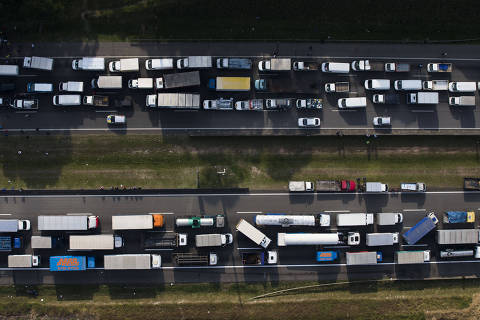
[298,117,321,127]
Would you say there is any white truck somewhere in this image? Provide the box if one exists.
[8,255,40,268]
[69,234,123,250]
[366,182,388,192]
[254,214,329,227]
[104,254,161,270]
[436,229,479,245]
[346,252,380,265]
[396,251,430,264]
[108,58,139,72]
[258,58,291,71]
[23,56,53,71]
[112,214,164,230]
[146,93,201,109]
[407,92,439,104]
[91,76,122,89]
[449,82,477,92]
[366,233,399,246]
[38,215,99,231]
[0,65,19,76]
[277,232,360,246]
[195,233,233,247]
[145,58,174,70]
[177,56,212,69]
[422,80,448,91]
[401,182,426,192]
[31,236,61,249]
[336,213,374,226]
[449,96,476,106]
[376,213,403,225]
[0,219,30,232]
[289,181,314,192]
[72,57,105,71]
[128,78,153,89]
[59,81,84,92]
[236,219,271,248]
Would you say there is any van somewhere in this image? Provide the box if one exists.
[448,81,477,92]
[27,83,53,93]
[321,62,350,73]
[52,95,81,106]
[91,76,122,89]
[338,97,367,108]
[0,65,19,76]
[59,81,83,92]
[364,79,390,90]
[128,78,153,89]
[145,58,174,70]
[394,80,422,91]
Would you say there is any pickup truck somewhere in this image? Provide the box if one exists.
[295,98,322,109]
[385,63,410,72]
[293,61,319,71]
[324,82,349,93]
[427,63,452,72]
[422,80,449,91]
[372,94,400,104]
[83,95,109,107]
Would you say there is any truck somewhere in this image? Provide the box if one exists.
[277,232,361,246]
[295,98,323,109]
[108,58,139,72]
[427,63,452,72]
[195,233,233,247]
[72,57,105,71]
[23,56,53,71]
[265,98,292,110]
[236,219,272,248]
[173,253,218,266]
[59,81,84,92]
[422,80,449,91]
[254,214,328,227]
[376,213,403,225]
[112,214,164,230]
[437,229,479,245]
[143,233,187,249]
[8,255,40,268]
[449,96,476,106]
[402,212,438,245]
[176,215,225,228]
[351,60,384,71]
[407,92,439,104]
[91,76,122,89]
[401,182,426,192]
[155,71,200,89]
[146,93,201,109]
[366,182,388,192]
[145,58,174,70]
[11,99,38,110]
[177,56,212,69]
[293,61,319,71]
[0,219,30,232]
[208,77,250,91]
[316,251,339,262]
[366,233,399,246]
[324,82,349,93]
[385,63,410,72]
[0,65,19,76]
[104,254,161,270]
[395,251,430,264]
[440,249,474,259]
[346,252,382,265]
[216,58,252,70]
[69,234,123,250]
[31,236,63,249]
[336,213,374,227]
[289,181,314,192]
[0,236,22,252]
[235,99,263,111]
[203,98,234,111]
[49,256,95,271]
[242,251,277,265]
[128,78,153,89]
[464,177,480,190]
[38,215,99,231]
[372,93,400,104]
[83,95,109,107]
[316,180,356,192]
[258,58,291,71]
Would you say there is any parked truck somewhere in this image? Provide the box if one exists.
[31,236,63,249]
[104,254,161,270]
[235,99,263,111]
[372,94,400,104]
[72,57,105,71]
[289,181,314,192]
[293,61,319,71]
[143,232,187,249]
[316,180,356,192]
[69,234,123,250]
[236,219,272,248]
[128,78,153,89]
[464,177,480,190]
[295,98,323,109]
[427,63,452,72]
[49,256,95,271]
[23,56,53,71]
[11,99,38,110]
[254,214,326,227]
[437,229,479,245]
[402,212,438,245]
[423,80,449,91]
[316,251,339,262]
[112,214,164,230]
[195,233,233,247]
[83,95,109,107]
[0,219,30,232]
[0,237,22,252]
[258,58,291,71]
[366,233,399,246]
[146,93,200,109]
[440,249,475,258]
[203,98,234,110]
[177,56,212,69]
[385,63,410,72]
[208,77,251,91]
[449,96,476,106]
[351,60,384,71]
[59,81,84,92]
[336,213,374,227]
[216,58,252,69]
[108,58,139,72]
[155,71,200,89]
[242,251,277,265]
[376,213,403,225]
[176,215,225,228]
[444,211,475,224]
[277,232,360,246]
[395,250,430,264]
[324,82,349,93]
[173,253,217,265]
[407,92,439,104]
[265,98,292,110]
[38,215,99,231]
[366,182,388,192]
[346,252,382,265]
[91,76,122,89]
[401,182,426,192]
[8,255,40,268]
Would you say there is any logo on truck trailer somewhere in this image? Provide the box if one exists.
[50,256,85,271]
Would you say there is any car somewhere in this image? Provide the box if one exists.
[254,79,267,91]
[298,117,321,127]
[107,115,126,125]
[373,117,391,126]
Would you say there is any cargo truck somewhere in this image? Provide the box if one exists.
[112,214,164,230]
[145,58,174,70]
[69,234,123,250]
[385,63,410,72]
[0,236,22,252]
[0,65,19,76]
[423,80,449,91]
[91,76,122,89]
[401,182,426,192]
[72,57,105,71]
[236,219,271,248]
[177,56,212,69]
[258,58,291,71]
[366,233,399,246]
[289,181,314,192]
[316,251,339,262]
[0,219,30,232]
[351,60,384,71]
[38,215,99,231]
[235,99,263,111]
[372,94,400,104]
[128,78,153,89]
[173,253,217,266]
[407,92,439,104]
[83,95,109,107]
[216,58,252,69]
[31,236,63,249]
[449,82,477,92]
[437,229,479,245]
[11,99,38,110]
[59,81,84,92]
[366,182,388,193]
[449,96,476,106]
[242,251,277,265]
[395,250,430,264]
[295,98,323,109]
[203,98,234,110]
[49,256,95,271]
[146,93,200,109]
[155,71,200,89]
[464,178,480,190]
[265,98,292,110]
[402,212,438,245]
[293,61,319,71]
[8,255,40,268]
[277,232,360,246]
[23,56,53,71]
[195,233,233,247]
[208,77,251,91]
[176,215,225,228]
[143,233,187,249]
[336,213,374,227]
[104,254,161,270]
[316,180,356,192]
[444,211,475,224]
[346,252,382,265]
[108,58,139,72]
[324,82,349,93]
[427,63,452,72]
[376,213,403,225]
[254,214,329,227]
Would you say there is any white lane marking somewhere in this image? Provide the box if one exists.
[150,212,174,215]
[402,244,428,247]
[145,248,174,251]
[237,211,262,214]
[323,245,351,249]
[411,110,435,113]
[324,210,350,213]
[403,209,426,212]
[237,247,262,250]
[95,110,116,113]
[0,214,12,216]
[66,212,93,215]
[331,109,358,112]
[4,127,480,131]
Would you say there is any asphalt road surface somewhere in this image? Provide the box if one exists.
[0,191,480,284]
[1,42,480,134]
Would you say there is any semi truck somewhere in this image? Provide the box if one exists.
[38,215,99,231]
[324,82,349,93]
[241,251,277,265]
[254,214,328,227]
[385,63,410,72]
[31,236,63,249]
[143,233,187,249]
[402,212,438,245]
[443,211,475,224]
[437,229,479,245]
[295,98,323,109]
[0,219,30,232]
[346,252,382,265]
[376,213,403,225]
[464,177,480,190]
[155,71,200,89]
[208,77,251,91]
[173,253,218,265]
[289,181,314,192]
[176,215,225,228]
[366,233,399,246]
[407,92,439,104]
[449,96,476,106]
[423,80,449,91]
[336,213,374,227]
[372,94,400,104]
[216,58,252,69]
[104,254,161,270]
[258,58,291,71]
[108,58,139,72]
[401,182,426,192]
[366,182,388,192]
[0,237,22,252]
[69,234,123,250]
[316,180,356,192]
[235,99,263,111]
[23,56,53,71]
[203,98,234,111]
[316,251,339,262]
[351,60,384,71]
[11,99,38,110]
[427,63,452,72]
[195,233,233,247]
[112,214,164,230]
[72,57,105,71]
[395,251,430,264]
[236,219,272,248]
[293,61,319,71]
[146,93,200,109]
[8,255,40,268]
[83,95,109,107]
[91,76,122,89]
[49,256,95,271]
[277,232,360,246]
[177,56,212,69]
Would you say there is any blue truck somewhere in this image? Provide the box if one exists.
[49,256,95,271]
[316,251,338,262]
[0,236,22,252]
[443,211,475,224]
[402,212,438,245]
[216,58,252,70]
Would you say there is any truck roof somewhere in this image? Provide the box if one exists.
[163,71,200,88]
[112,215,153,230]
[104,254,153,270]
[215,77,251,91]
[69,234,116,250]
[50,256,87,271]
[38,215,89,231]
[156,93,200,109]
[0,220,18,232]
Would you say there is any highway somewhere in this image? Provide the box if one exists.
[0,191,480,284]
[1,42,480,133]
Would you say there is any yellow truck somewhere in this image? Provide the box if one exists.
[208,77,250,91]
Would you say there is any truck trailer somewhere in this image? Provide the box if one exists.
[336,213,374,227]
[443,211,475,224]
[277,232,360,246]
[146,93,200,109]
[208,77,251,91]
[366,233,399,246]
[254,214,320,227]
[0,219,30,232]
[23,57,53,71]
[69,234,123,250]
[49,256,95,271]
[395,250,430,264]
[195,233,233,247]
[173,253,217,266]
[155,71,200,89]
[176,215,225,228]
[236,219,271,248]
[366,182,388,192]
[104,254,161,270]
[177,56,212,69]
[31,236,62,249]
[402,212,438,245]
[143,233,187,249]
[8,255,40,268]
[436,229,479,245]
[216,58,252,69]
[376,213,403,225]
[112,214,164,230]
[346,252,382,265]
[0,237,22,252]
[38,215,99,231]
[289,181,314,192]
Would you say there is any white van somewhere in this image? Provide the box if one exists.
[321,62,350,73]
[338,97,367,108]
[52,95,81,106]
[59,81,84,92]
[27,83,53,93]
[0,65,19,76]
[394,80,422,91]
[145,58,174,70]
[448,82,477,92]
[128,78,153,89]
[364,79,390,90]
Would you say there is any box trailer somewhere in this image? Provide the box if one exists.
[104,254,161,270]
[0,65,19,76]
[112,214,164,230]
[366,182,388,192]
[336,213,374,226]
[195,233,233,247]
[278,232,360,246]
[208,77,251,91]
[254,214,317,227]
[38,215,98,231]
[366,233,399,246]
[155,71,200,89]
[395,251,430,264]
[49,256,95,271]
[376,213,403,225]
[8,255,40,268]
[23,56,53,71]
[236,219,271,248]
[346,252,382,265]
[147,93,201,109]
[69,234,123,250]
[436,229,479,245]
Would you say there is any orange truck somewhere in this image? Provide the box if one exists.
[111,214,164,230]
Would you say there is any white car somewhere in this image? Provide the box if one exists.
[373,117,391,126]
[107,115,126,125]
[298,117,321,127]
